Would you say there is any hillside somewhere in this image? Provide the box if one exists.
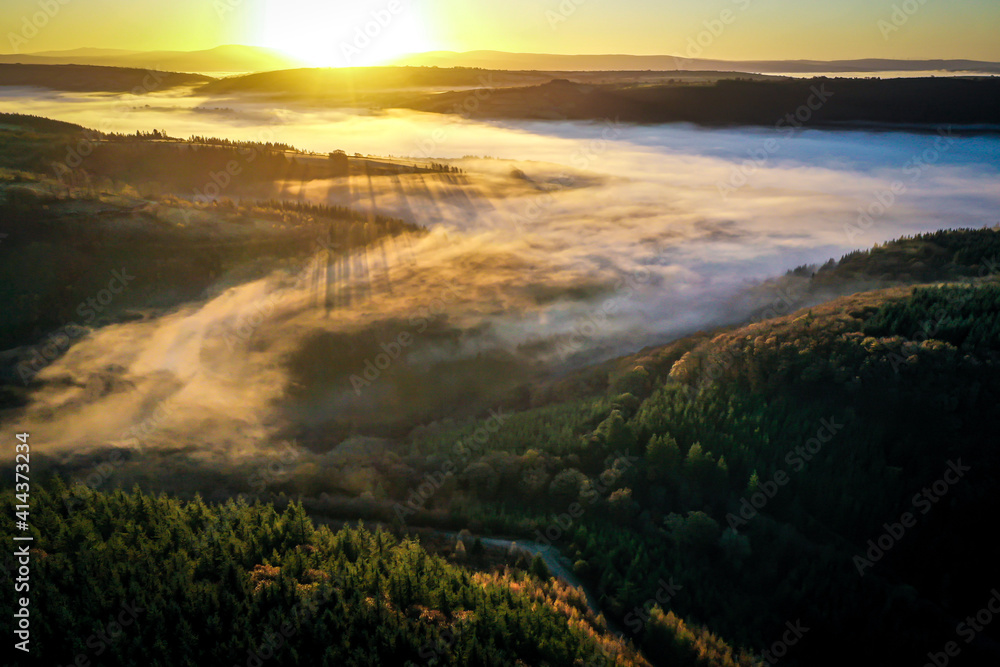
[264,228,1000,665]
[0,112,83,133]
[0,63,213,92]
[812,228,1000,285]
[191,68,1000,130]
[409,76,1000,128]
[0,116,422,401]
[0,485,656,666]
[3,112,1000,666]
[197,66,779,101]
[6,228,1000,666]
[197,66,555,99]
[384,275,1000,666]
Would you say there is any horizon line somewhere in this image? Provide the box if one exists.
[1,45,999,64]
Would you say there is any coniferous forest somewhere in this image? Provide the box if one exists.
[2,35,1000,665]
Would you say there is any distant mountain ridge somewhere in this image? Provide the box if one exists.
[393,50,1000,74]
[0,45,304,73]
[1,45,997,75]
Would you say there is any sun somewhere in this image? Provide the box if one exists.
[255,0,436,67]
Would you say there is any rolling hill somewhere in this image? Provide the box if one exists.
[0,63,213,92]
[394,50,1000,74]
[407,76,1000,128]
[0,44,303,73]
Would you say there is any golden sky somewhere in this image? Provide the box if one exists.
[3,0,999,64]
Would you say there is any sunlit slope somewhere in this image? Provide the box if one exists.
[197,66,546,98]
[397,277,1000,665]
[1,485,655,666]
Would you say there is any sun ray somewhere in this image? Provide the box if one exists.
[254,0,436,67]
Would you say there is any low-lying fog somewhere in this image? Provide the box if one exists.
[4,87,1000,481]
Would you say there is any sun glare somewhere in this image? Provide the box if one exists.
[256,0,435,67]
